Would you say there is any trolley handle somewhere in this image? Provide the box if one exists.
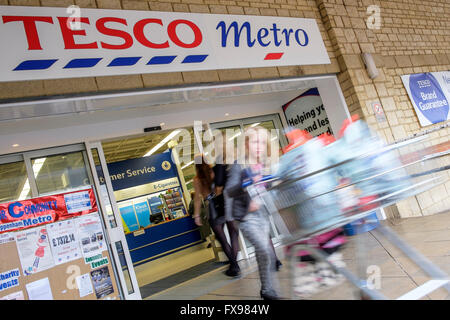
[242,175,275,188]
[280,133,429,183]
[272,143,450,192]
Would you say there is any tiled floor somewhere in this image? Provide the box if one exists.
[146,211,450,300]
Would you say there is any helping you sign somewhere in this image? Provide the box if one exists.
[401,71,450,127]
[0,6,330,82]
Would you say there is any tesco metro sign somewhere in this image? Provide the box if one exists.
[0,6,330,82]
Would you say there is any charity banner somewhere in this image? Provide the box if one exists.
[0,6,329,82]
[0,188,97,234]
[47,219,82,265]
[401,71,450,127]
[282,88,333,137]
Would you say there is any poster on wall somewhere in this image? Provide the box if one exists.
[133,201,151,228]
[282,88,333,137]
[0,290,24,300]
[401,71,450,127]
[75,213,106,262]
[15,227,54,276]
[118,204,139,232]
[90,266,114,299]
[0,232,15,244]
[25,277,53,300]
[76,273,94,298]
[47,220,82,265]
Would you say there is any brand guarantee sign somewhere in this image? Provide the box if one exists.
[0,5,330,82]
[401,71,450,127]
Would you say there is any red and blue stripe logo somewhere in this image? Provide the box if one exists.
[13,52,285,71]
[14,54,210,71]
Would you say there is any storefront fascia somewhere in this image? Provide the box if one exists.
[0,74,350,155]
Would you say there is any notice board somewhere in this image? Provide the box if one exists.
[0,189,120,300]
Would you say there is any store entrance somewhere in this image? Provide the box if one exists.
[94,126,222,296]
[90,114,289,296]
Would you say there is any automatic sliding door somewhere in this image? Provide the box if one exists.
[85,142,141,300]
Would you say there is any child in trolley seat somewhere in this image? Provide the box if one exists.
[279,129,348,298]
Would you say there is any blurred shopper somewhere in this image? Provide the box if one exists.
[189,190,212,248]
[226,126,281,300]
[193,155,241,277]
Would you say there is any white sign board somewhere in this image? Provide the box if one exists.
[75,213,106,261]
[0,6,330,82]
[282,88,333,137]
[47,219,82,265]
[401,71,450,127]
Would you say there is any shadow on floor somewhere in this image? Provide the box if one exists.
[139,259,228,298]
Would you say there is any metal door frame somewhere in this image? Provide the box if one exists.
[84,141,142,300]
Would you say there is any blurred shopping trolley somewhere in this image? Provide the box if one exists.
[245,128,450,300]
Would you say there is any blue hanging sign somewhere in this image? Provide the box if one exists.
[401,71,450,127]
[98,151,179,191]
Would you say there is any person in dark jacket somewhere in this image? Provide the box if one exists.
[193,155,241,277]
[225,126,281,300]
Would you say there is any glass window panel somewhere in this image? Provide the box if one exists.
[115,241,135,295]
[244,120,282,151]
[91,148,118,229]
[0,161,31,203]
[217,125,243,165]
[32,151,90,196]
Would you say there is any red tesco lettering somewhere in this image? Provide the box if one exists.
[2,15,203,50]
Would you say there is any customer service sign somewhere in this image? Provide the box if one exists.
[401,71,450,127]
[0,6,330,82]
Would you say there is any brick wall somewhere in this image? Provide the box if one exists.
[316,0,450,217]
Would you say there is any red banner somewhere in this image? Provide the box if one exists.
[0,188,97,234]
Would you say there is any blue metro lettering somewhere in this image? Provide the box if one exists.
[295,29,308,46]
[282,28,294,46]
[216,21,255,47]
[216,21,309,48]
[257,28,270,47]
[270,23,282,46]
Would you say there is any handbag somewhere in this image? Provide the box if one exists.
[206,183,226,221]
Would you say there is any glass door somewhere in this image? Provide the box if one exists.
[209,114,287,257]
[85,142,141,300]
